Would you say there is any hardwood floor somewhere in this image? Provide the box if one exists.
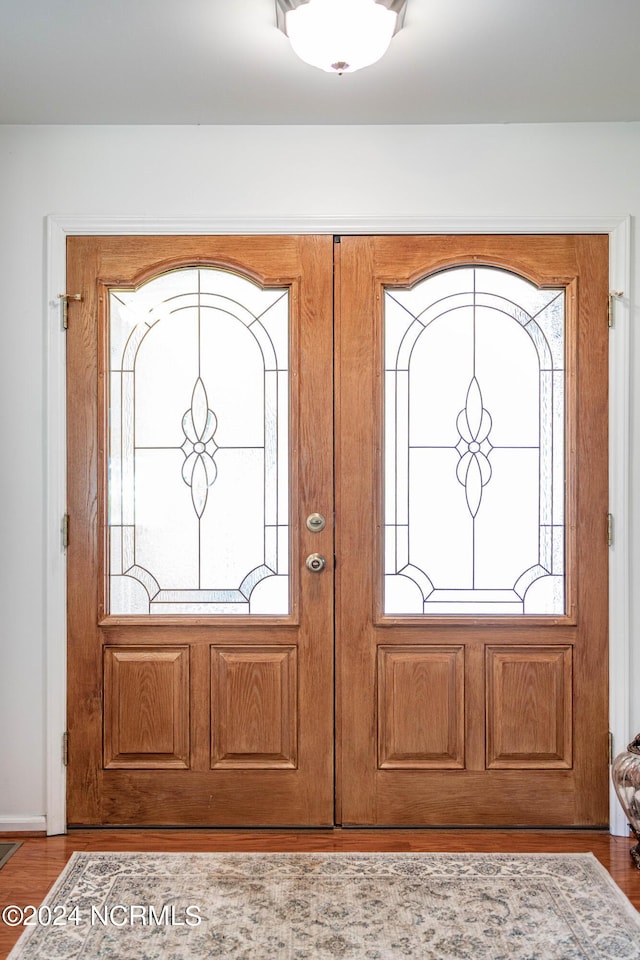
[0,828,638,958]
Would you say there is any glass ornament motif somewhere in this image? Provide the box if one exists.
[384,265,566,616]
[107,266,290,616]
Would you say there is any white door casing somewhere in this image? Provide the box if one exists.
[45,215,631,836]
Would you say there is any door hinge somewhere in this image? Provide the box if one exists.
[608,290,624,328]
[58,293,82,330]
[609,731,614,764]
[62,513,69,550]
[607,512,614,547]
[62,731,69,767]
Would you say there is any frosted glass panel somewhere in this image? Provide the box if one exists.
[108,267,289,615]
[384,266,565,616]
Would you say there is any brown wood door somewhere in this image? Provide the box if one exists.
[67,233,609,828]
[66,235,335,826]
[336,235,609,827]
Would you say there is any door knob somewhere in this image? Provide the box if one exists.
[306,553,326,573]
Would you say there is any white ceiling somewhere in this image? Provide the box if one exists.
[1,0,639,125]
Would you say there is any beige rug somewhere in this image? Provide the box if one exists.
[7,851,640,959]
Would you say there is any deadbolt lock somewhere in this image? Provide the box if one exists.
[306,512,326,533]
[305,553,326,573]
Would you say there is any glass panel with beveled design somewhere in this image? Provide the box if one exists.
[108,267,289,615]
[384,266,565,616]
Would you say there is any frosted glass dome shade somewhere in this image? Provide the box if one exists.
[286,0,398,74]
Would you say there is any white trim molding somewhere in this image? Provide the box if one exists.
[607,216,632,836]
[0,817,47,833]
[45,215,632,835]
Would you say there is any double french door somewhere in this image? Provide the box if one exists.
[67,233,609,827]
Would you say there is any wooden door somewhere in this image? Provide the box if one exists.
[336,235,609,826]
[67,233,610,828]
[66,235,335,826]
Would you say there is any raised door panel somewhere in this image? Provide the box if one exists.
[103,646,190,769]
[377,646,464,768]
[486,645,573,769]
[211,646,297,768]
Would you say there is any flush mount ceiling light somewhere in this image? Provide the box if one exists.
[275,0,408,74]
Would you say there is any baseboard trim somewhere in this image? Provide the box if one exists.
[0,817,47,833]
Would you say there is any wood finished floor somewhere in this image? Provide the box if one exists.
[0,828,638,958]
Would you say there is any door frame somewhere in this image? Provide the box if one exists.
[45,214,631,836]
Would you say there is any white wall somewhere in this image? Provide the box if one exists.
[0,122,638,827]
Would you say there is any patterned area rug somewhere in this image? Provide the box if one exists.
[7,852,640,959]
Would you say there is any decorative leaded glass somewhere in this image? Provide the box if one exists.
[384,266,565,616]
[108,267,289,615]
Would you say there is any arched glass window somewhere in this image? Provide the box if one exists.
[384,266,565,615]
[107,266,289,615]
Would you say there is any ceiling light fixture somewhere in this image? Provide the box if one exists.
[275,0,407,75]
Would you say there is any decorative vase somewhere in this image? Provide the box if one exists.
[612,734,640,868]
